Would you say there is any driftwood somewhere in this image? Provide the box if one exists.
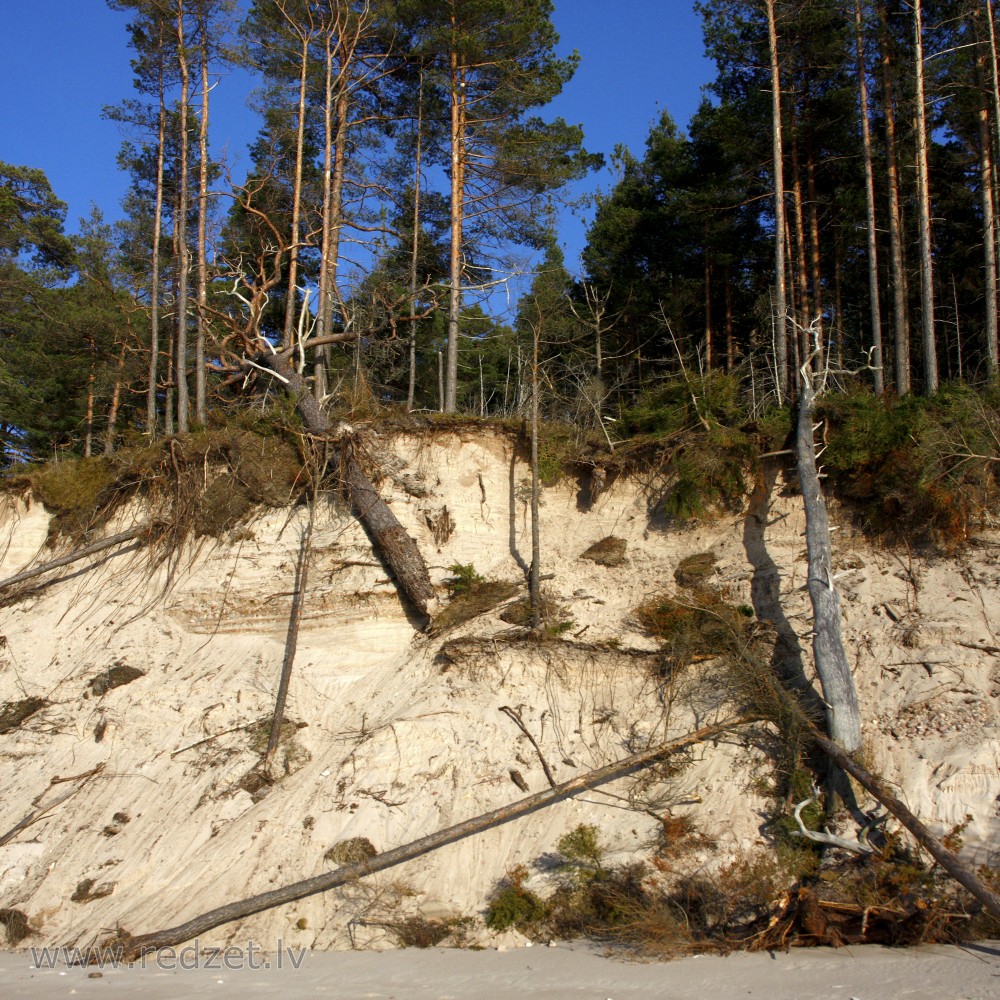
[111,718,747,959]
[791,791,877,855]
[796,358,862,751]
[813,731,1000,920]
[0,522,158,593]
[254,352,435,617]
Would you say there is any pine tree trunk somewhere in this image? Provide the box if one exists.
[282,33,311,351]
[913,0,938,393]
[407,72,425,412]
[254,353,435,617]
[879,5,911,395]
[174,0,191,433]
[806,146,825,354]
[766,0,789,401]
[445,36,465,414]
[978,25,1000,376]
[855,0,885,394]
[147,28,167,437]
[195,8,210,425]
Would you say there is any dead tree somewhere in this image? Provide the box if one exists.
[796,329,862,751]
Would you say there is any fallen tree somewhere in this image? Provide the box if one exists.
[250,349,436,617]
[107,717,748,960]
[0,521,160,595]
[812,729,1000,920]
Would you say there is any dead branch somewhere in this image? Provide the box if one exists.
[111,717,749,959]
[499,705,556,788]
[0,522,161,593]
[791,790,877,855]
[0,765,106,847]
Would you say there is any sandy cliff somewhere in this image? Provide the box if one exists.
[0,430,997,950]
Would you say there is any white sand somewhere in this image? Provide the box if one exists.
[2,942,999,999]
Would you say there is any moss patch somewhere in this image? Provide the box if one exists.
[324,837,378,865]
[431,579,520,635]
[674,551,716,588]
[579,536,627,567]
[29,458,117,538]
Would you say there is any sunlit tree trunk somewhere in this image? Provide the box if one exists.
[194,5,211,424]
[174,0,191,432]
[913,0,938,393]
[445,26,466,413]
[407,72,425,412]
[855,0,885,393]
[978,18,1000,376]
[282,27,313,351]
[879,4,910,394]
[146,24,167,437]
[766,0,789,400]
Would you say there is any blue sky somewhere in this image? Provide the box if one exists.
[1,1,715,273]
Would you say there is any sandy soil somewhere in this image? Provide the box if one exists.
[3,941,999,999]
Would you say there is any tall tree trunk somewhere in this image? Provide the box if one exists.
[880,5,911,395]
[175,0,191,433]
[195,6,210,425]
[147,28,167,437]
[104,340,128,456]
[766,0,789,401]
[529,317,541,628]
[445,28,466,413]
[855,0,885,394]
[704,255,713,370]
[408,71,425,412]
[797,352,862,752]
[282,31,312,351]
[978,27,1000,376]
[790,120,811,368]
[805,144,825,357]
[913,0,938,393]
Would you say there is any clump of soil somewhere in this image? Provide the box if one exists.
[0,697,49,734]
[579,536,627,567]
[88,663,145,697]
[430,580,520,635]
[0,908,30,945]
[324,837,379,865]
[674,551,717,588]
[71,879,116,904]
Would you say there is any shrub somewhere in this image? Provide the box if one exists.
[485,866,547,931]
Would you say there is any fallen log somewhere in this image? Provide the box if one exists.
[813,731,1000,920]
[253,352,435,617]
[111,717,748,959]
[0,522,158,593]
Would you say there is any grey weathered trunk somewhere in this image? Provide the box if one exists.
[255,353,435,617]
[796,375,862,751]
